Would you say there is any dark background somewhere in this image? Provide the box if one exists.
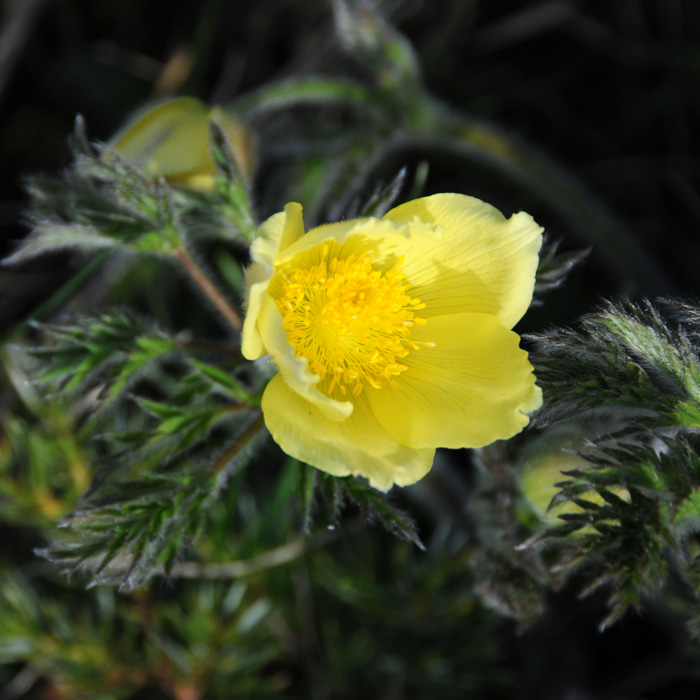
[2,0,699,298]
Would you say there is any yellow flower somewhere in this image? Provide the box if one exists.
[109,97,255,189]
[242,194,543,490]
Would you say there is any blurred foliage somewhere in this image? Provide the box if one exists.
[1,1,700,699]
[527,301,700,630]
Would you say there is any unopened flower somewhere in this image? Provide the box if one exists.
[110,97,254,189]
[242,194,543,490]
[521,439,631,529]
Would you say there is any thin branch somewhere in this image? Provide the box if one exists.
[175,246,243,332]
[209,411,265,475]
[163,527,350,580]
[168,539,305,579]
[0,663,41,700]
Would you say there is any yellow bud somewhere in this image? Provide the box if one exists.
[521,447,630,529]
[109,97,255,189]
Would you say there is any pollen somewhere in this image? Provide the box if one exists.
[274,248,430,398]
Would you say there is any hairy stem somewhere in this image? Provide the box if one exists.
[175,246,243,331]
[210,411,265,475]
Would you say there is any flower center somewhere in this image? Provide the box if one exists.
[275,247,428,397]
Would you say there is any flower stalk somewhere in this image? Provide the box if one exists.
[175,246,243,332]
[209,412,265,476]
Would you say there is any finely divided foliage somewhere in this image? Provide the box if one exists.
[8,90,692,640]
[509,301,700,631]
[7,3,700,697]
[4,108,651,623]
[4,124,436,591]
[23,311,265,590]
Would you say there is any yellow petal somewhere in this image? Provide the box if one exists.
[273,216,403,265]
[111,97,255,189]
[277,202,306,254]
[257,294,353,421]
[208,106,256,179]
[261,375,435,490]
[366,312,542,449]
[384,193,542,329]
[241,267,270,360]
[242,204,305,360]
[250,203,304,270]
[111,97,215,182]
[174,173,216,189]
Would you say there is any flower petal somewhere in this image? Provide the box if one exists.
[257,294,353,421]
[274,216,409,266]
[384,193,542,329]
[241,266,270,360]
[261,374,435,490]
[251,202,304,270]
[111,97,212,180]
[366,312,542,449]
[242,204,306,360]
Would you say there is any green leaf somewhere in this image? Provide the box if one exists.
[209,122,256,240]
[27,311,182,405]
[332,0,421,92]
[305,470,424,549]
[37,432,256,591]
[189,358,252,402]
[674,489,700,534]
[351,167,407,218]
[6,118,195,265]
[45,412,265,591]
[234,77,373,116]
[530,300,700,429]
[2,225,116,265]
[532,238,589,304]
[347,479,424,550]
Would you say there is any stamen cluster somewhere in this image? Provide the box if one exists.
[275,247,427,397]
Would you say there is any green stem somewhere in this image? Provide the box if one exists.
[175,246,243,331]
